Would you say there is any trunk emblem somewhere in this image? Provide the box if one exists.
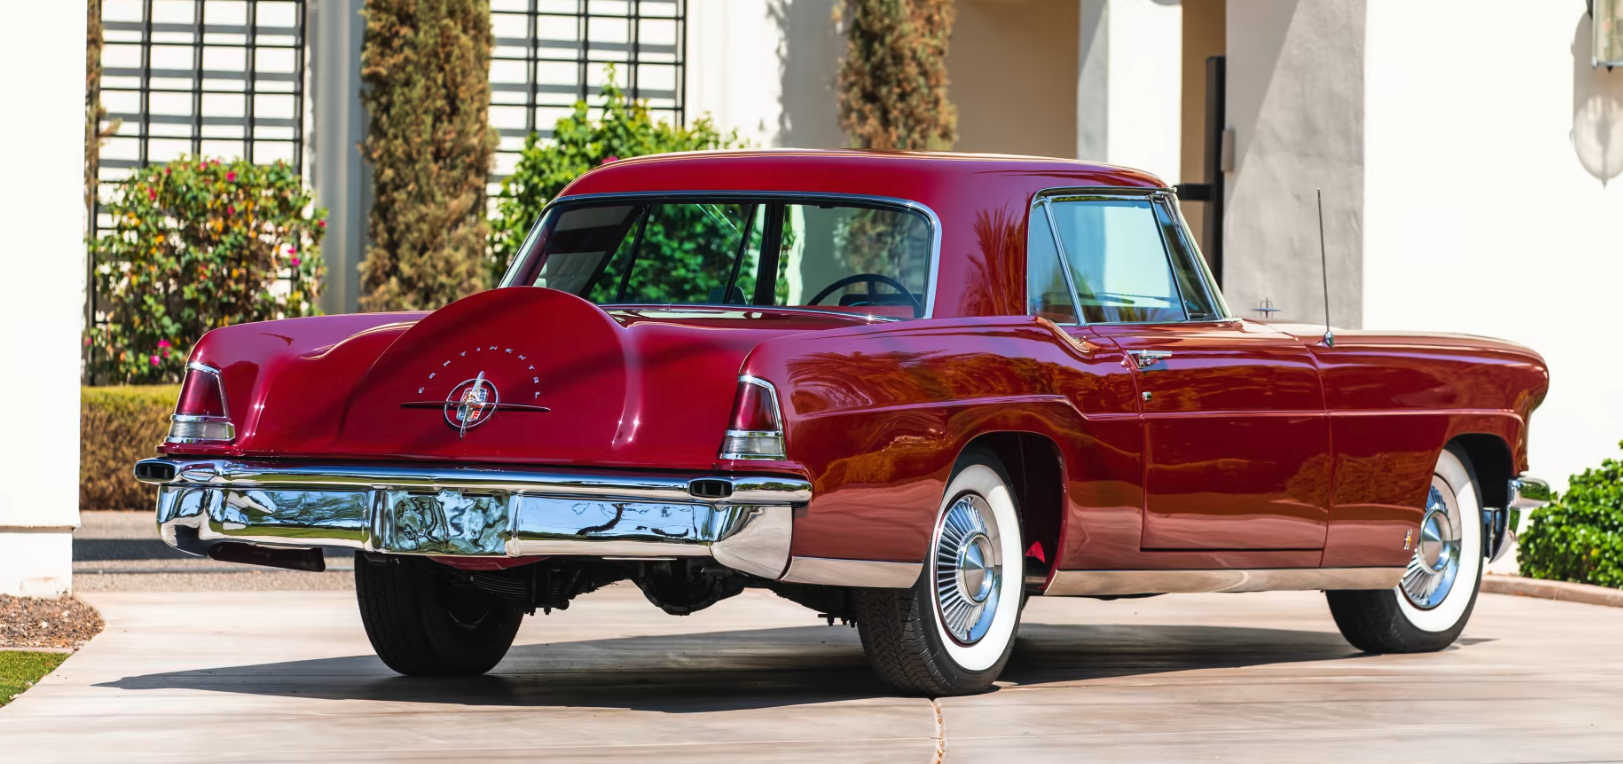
[400,369,551,439]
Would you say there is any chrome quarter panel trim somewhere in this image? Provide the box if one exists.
[780,557,924,588]
[1043,567,1406,597]
[711,506,794,579]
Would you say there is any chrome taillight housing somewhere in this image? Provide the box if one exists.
[168,362,235,443]
[719,375,785,460]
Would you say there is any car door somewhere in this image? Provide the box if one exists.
[1038,190,1331,551]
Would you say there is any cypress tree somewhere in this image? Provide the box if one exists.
[358,0,496,311]
[835,0,958,151]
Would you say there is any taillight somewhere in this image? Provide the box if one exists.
[168,362,235,443]
[719,375,785,460]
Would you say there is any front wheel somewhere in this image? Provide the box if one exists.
[1326,444,1484,653]
[354,553,525,676]
[854,449,1025,695]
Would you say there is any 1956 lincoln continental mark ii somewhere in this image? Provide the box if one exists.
[135,150,1552,696]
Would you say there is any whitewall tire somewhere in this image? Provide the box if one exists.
[854,448,1024,695]
[1326,444,1484,653]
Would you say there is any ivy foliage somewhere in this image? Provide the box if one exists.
[1519,443,1623,589]
[87,157,326,384]
[490,68,744,282]
[359,0,496,311]
[835,0,957,150]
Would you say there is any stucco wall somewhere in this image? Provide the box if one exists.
[0,1,84,595]
[1365,0,1623,489]
[1223,0,1365,328]
[1076,0,1183,177]
[950,0,1081,158]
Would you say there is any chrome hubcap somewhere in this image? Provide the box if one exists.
[1402,478,1462,609]
[935,495,1002,645]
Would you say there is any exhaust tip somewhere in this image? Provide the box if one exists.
[133,460,177,483]
[689,479,733,500]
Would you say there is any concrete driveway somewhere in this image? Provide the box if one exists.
[3,583,1621,763]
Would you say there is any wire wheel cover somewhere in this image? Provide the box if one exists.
[934,494,1003,645]
[1401,478,1462,610]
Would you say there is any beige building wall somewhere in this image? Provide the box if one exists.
[1179,0,1224,251]
[949,0,1081,158]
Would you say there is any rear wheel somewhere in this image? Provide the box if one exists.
[854,449,1025,695]
[354,553,525,676]
[1326,444,1484,653]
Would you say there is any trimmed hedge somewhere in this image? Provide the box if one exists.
[81,385,177,511]
[1519,441,1623,589]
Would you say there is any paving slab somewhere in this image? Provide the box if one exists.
[2,584,1621,763]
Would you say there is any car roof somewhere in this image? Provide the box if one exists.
[553,149,1170,321]
[558,149,1166,201]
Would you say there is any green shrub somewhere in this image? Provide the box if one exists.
[489,67,745,283]
[87,157,325,385]
[1519,442,1623,589]
[359,0,496,312]
[80,385,178,511]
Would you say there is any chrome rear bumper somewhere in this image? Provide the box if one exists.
[135,458,810,579]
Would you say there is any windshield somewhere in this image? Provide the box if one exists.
[502,197,934,318]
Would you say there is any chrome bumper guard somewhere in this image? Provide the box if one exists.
[134,458,810,580]
[1485,474,1552,563]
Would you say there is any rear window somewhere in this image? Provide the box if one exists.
[502,197,934,318]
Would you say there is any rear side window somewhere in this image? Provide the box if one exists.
[510,198,933,319]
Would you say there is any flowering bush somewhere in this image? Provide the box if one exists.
[489,67,744,283]
[87,157,325,384]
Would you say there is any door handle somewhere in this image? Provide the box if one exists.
[1129,350,1172,370]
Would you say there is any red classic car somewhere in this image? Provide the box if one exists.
[135,150,1551,695]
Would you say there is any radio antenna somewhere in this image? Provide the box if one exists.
[1316,189,1334,348]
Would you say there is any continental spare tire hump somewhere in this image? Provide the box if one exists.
[339,288,630,461]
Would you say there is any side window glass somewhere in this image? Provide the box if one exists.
[1027,205,1079,323]
[1154,199,1222,321]
[1047,198,1186,323]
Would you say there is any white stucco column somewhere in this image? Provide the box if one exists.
[0,3,86,596]
[1077,0,1183,182]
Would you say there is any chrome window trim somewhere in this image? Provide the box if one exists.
[503,190,945,320]
[1031,186,1235,327]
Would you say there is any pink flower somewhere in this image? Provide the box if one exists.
[147,188,156,201]
[317,220,325,228]
[226,171,236,182]
[150,355,160,366]
[164,167,171,176]
[157,339,171,349]
[211,159,219,165]
[291,257,301,267]
[227,206,235,215]
[603,155,618,164]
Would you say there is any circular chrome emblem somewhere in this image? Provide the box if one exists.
[444,372,499,435]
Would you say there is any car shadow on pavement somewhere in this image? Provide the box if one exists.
[97,621,1382,710]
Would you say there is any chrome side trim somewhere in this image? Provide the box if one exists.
[780,557,923,588]
[1043,567,1406,597]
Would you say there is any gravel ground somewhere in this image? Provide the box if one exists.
[0,595,104,649]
